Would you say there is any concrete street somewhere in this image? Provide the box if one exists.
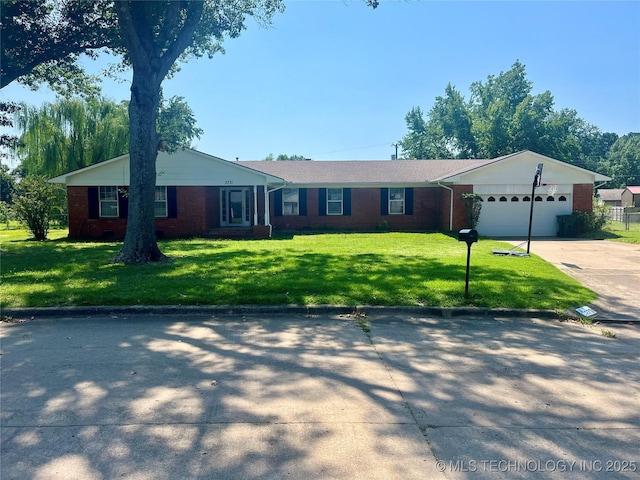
[512,239,640,322]
[1,312,638,479]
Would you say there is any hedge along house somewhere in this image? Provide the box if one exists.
[49,149,610,239]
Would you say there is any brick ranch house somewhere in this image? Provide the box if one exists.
[49,149,610,239]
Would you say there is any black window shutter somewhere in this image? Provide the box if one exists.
[299,188,307,216]
[167,186,177,218]
[318,188,327,216]
[343,188,351,216]
[274,189,283,216]
[380,188,389,215]
[88,187,99,219]
[118,187,129,219]
[405,187,413,215]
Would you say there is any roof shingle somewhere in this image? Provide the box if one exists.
[237,159,495,185]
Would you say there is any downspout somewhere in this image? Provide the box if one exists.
[265,182,288,236]
[438,182,454,231]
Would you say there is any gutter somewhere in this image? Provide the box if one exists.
[438,182,454,231]
[264,182,289,235]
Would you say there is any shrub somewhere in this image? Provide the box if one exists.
[573,201,609,235]
[461,193,483,228]
[12,176,64,240]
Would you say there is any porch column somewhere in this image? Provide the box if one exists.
[253,185,258,225]
[264,187,270,226]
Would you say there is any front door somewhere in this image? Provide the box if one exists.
[221,188,250,226]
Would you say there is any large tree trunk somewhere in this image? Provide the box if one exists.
[111,1,205,264]
[112,68,167,264]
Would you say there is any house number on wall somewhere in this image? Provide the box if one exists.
[224,180,234,184]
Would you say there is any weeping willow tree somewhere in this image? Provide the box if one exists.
[15,95,202,178]
[16,97,129,177]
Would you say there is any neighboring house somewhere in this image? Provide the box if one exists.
[597,188,624,206]
[49,149,610,239]
[621,186,640,207]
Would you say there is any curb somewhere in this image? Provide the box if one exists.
[2,305,564,320]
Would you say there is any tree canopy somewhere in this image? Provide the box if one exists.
[603,133,640,188]
[14,95,202,178]
[2,0,288,264]
[398,61,620,172]
[264,153,308,161]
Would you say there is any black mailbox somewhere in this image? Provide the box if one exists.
[458,229,478,298]
[458,229,478,244]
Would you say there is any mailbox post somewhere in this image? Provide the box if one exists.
[458,229,478,297]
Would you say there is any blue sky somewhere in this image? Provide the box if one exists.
[2,0,639,163]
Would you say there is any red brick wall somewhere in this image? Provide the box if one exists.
[67,186,211,239]
[269,187,446,232]
[452,185,474,231]
[155,186,208,238]
[573,184,594,212]
[67,184,492,238]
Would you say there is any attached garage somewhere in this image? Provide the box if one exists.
[476,191,572,237]
[437,151,610,238]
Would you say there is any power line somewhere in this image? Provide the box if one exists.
[309,142,395,158]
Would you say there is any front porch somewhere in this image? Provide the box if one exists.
[207,225,271,239]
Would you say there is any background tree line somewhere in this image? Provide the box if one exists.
[398,61,639,189]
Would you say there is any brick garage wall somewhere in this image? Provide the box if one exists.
[573,184,594,212]
[269,187,445,232]
[452,185,474,231]
[67,186,210,239]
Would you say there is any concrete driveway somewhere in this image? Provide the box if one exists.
[1,313,639,479]
[511,239,640,322]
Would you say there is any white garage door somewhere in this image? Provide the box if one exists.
[476,194,572,237]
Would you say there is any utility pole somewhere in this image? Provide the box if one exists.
[391,143,398,160]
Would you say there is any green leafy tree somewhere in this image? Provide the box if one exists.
[0,101,20,162]
[0,162,16,203]
[15,95,203,178]
[264,154,308,161]
[399,107,435,159]
[157,94,204,153]
[399,61,617,168]
[15,97,130,178]
[12,176,64,240]
[0,0,117,95]
[604,133,640,188]
[3,0,378,264]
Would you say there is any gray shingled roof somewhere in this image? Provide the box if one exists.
[237,159,496,185]
[597,189,624,201]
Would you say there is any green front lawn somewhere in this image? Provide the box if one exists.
[0,229,596,310]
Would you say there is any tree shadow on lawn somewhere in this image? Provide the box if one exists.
[4,244,592,309]
[1,315,638,479]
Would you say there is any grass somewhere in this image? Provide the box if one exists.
[1,228,596,310]
[593,220,640,244]
[600,329,617,339]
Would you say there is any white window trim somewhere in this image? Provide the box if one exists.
[327,188,343,215]
[99,186,119,218]
[388,188,405,215]
[155,186,168,218]
[282,188,299,216]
